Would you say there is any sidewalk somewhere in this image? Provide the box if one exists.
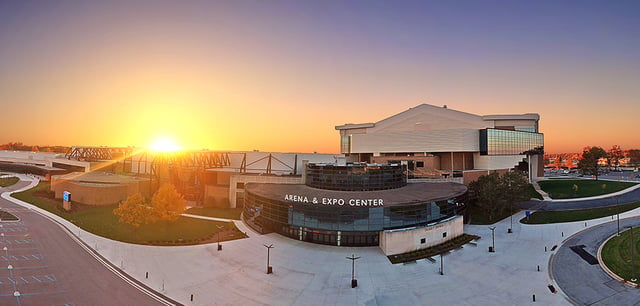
[531,180,552,200]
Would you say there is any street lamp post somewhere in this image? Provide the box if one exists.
[264,244,274,274]
[346,253,361,288]
[508,206,513,234]
[508,180,513,234]
[489,226,496,252]
[625,226,636,283]
[216,225,224,251]
[616,196,620,236]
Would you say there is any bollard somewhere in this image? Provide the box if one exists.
[537,265,540,272]
[544,246,547,252]
[533,294,536,302]
[190,294,193,302]
[146,272,148,279]
[561,231,564,237]
[585,222,587,227]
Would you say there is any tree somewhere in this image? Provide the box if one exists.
[151,183,186,222]
[629,149,640,167]
[608,145,623,170]
[553,155,563,169]
[578,146,608,180]
[469,171,531,222]
[565,154,578,169]
[113,193,151,227]
[469,172,502,221]
[500,171,530,207]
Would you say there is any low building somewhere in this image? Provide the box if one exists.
[51,172,150,206]
[243,163,466,255]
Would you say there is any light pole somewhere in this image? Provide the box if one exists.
[507,179,513,234]
[626,226,636,282]
[264,244,274,274]
[508,205,513,234]
[346,253,361,288]
[216,225,224,251]
[616,196,620,236]
[489,226,496,252]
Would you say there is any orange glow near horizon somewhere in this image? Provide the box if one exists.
[1,2,638,154]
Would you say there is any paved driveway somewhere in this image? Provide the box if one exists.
[0,180,172,305]
[551,218,640,305]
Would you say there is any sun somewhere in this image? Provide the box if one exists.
[149,137,181,152]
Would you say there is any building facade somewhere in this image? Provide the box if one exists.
[335,104,544,183]
[243,163,467,254]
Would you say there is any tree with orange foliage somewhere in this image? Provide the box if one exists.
[151,183,186,222]
[608,145,623,170]
[113,193,151,227]
[554,155,563,169]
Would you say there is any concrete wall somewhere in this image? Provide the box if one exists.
[462,169,510,185]
[379,216,464,256]
[51,176,150,206]
[474,154,525,170]
[227,175,303,208]
[351,129,480,154]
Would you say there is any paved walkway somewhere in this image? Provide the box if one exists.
[4,174,640,305]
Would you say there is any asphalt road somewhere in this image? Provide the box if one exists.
[551,217,640,306]
[0,180,170,306]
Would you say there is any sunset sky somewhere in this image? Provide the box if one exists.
[1,1,638,154]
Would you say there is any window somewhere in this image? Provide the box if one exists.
[416,161,424,168]
[236,182,245,189]
[442,232,447,238]
[420,238,426,244]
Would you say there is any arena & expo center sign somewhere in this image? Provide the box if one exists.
[284,194,384,207]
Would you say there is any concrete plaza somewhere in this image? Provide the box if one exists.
[4,174,640,305]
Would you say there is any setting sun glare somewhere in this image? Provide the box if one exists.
[149,138,181,152]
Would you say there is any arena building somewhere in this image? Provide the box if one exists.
[336,104,544,183]
[241,104,544,254]
[244,163,466,255]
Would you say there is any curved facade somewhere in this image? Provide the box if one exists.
[243,164,467,247]
[305,163,406,191]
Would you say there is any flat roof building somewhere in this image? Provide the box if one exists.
[336,104,544,183]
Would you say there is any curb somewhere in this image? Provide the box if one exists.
[597,229,639,288]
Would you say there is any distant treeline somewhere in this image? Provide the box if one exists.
[0,142,70,154]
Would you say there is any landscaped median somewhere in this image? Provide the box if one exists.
[387,234,479,264]
[601,227,640,283]
[538,179,637,199]
[0,176,19,187]
[10,181,247,245]
[520,202,640,224]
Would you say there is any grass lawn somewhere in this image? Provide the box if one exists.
[11,182,246,245]
[520,202,640,224]
[538,179,637,199]
[185,207,243,220]
[0,177,19,187]
[527,183,544,200]
[602,227,640,282]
